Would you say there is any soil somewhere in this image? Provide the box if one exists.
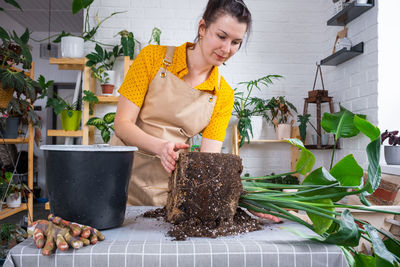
[144,207,263,241]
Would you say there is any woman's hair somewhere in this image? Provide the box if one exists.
[195,0,252,44]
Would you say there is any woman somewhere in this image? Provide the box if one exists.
[113,0,251,207]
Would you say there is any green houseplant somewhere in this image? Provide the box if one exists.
[297,113,330,145]
[381,130,400,165]
[86,112,115,143]
[86,44,123,95]
[233,75,282,147]
[240,106,400,266]
[265,96,297,140]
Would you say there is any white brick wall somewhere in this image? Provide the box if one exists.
[90,0,378,176]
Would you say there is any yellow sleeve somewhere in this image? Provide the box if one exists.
[202,78,234,142]
[118,45,164,108]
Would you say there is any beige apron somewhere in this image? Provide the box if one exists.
[111,46,219,206]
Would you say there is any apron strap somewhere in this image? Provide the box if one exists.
[162,46,175,67]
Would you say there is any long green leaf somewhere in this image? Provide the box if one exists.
[0,26,10,40]
[354,253,376,267]
[306,198,335,235]
[4,0,22,10]
[322,210,361,247]
[361,138,381,196]
[285,139,315,175]
[72,0,93,14]
[354,115,380,141]
[364,225,397,266]
[330,154,364,186]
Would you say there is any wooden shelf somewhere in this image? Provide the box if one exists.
[0,137,29,144]
[305,144,336,150]
[97,95,120,103]
[321,42,364,66]
[247,139,289,143]
[327,0,375,26]
[47,129,84,137]
[49,57,86,70]
[0,203,27,220]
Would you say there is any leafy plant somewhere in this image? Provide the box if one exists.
[86,112,115,143]
[265,96,297,126]
[297,113,318,143]
[86,44,123,84]
[233,75,282,147]
[117,30,137,60]
[0,223,28,259]
[148,27,162,45]
[0,0,22,12]
[381,130,400,146]
[239,107,400,266]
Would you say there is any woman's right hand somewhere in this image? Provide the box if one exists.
[159,141,190,173]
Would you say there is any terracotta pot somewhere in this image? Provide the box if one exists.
[276,124,291,140]
[101,84,115,95]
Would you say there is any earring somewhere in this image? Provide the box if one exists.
[199,36,203,40]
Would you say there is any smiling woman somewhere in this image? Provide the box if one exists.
[111,0,252,207]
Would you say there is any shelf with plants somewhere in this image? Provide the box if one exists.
[49,57,86,70]
[0,203,28,220]
[0,138,29,144]
[97,95,119,103]
[320,42,364,66]
[327,0,375,26]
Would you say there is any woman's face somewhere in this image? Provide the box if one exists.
[198,14,247,66]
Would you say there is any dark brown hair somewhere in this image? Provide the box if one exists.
[195,0,252,45]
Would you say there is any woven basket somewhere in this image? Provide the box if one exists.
[0,83,14,109]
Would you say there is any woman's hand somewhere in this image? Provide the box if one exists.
[159,141,189,173]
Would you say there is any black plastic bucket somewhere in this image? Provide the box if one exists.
[41,145,137,230]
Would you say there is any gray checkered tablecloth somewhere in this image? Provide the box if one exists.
[4,206,348,267]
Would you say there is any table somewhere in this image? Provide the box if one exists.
[4,207,348,267]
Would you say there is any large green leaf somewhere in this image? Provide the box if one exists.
[354,253,376,267]
[0,26,10,40]
[361,138,381,197]
[4,0,22,10]
[330,154,363,186]
[354,115,380,141]
[321,105,366,139]
[72,0,93,14]
[94,44,104,59]
[301,167,346,201]
[323,210,361,247]
[364,225,397,266]
[20,28,29,44]
[285,139,315,175]
[103,112,115,124]
[101,128,111,143]
[306,198,335,235]
[383,239,400,258]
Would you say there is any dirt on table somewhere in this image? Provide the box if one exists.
[143,152,265,240]
[143,207,263,241]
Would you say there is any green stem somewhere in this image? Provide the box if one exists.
[241,171,298,180]
[329,135,338,170]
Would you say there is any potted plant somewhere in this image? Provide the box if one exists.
[86,112,115,143]
[381,130,400,165]
[86,44,123,95]
[297,113,329,145]
[233,75,282,147]
[50,0,125,58]
[0,223,28,264]
[265,96,297,140]
[44,89,98,131]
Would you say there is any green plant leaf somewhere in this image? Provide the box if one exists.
[323,209,360,247]
[20,28,29,44]
[340,247,356,267]
[86,117,106,128]
[361,138,381,197]
[306,198,335,235]
[72,0,93,14]
[53,31,71,43]
[101,128,110,143]
[103,112,115,124]
[354,115,380,141]
[383,239,400,258]
[4,0,22,10]
[330,154,363,186]
[94,44,103,59]
[354,253,376,267]
[364,224,397,266]
[321,105,366,139]
[285,139,315,175]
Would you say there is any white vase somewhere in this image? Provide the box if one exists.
[250,116,263,140]
[6,192,21,208]
[61,36,84,58]
[276,124,291,140]
[312,134,329,146]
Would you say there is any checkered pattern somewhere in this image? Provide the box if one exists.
[4,207,348,267]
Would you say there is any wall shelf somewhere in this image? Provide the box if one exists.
[327,0,375,26]
[47,129,84,137]
[305,144,336,150]
[97,96,119,103]
[321,42,364,66]
[49,57,85,70]
[0,137,29,144]
[0,203,28,220]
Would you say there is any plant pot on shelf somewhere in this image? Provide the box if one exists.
[249,116,263,140]
[312,133,329,146]
[60,110,82,131]
[60,36,84,58]
[276,123,291,140]
[6,192,21,208]
[0,117,20,139]
[101,70,115,95]
[384,146,400,165]
[40,145,137,229]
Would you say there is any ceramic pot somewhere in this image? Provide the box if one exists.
[6,192,21,208]
[250,116,263,140]
[384,146,400,165]
[101,84,115,95]
[41,145,137,229]
[60,110,82,131]
[61,36,84,58]
[312,134,329,146]
[0,117,19,139]
[276,124,291,140]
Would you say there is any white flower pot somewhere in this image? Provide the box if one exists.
[276,124,291,140]
[250,116,263,140]
[357,0,368,4]
[104,70,115,85]
[61,36,84,58]
[6,192,21,208]
[312,134,329,146]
